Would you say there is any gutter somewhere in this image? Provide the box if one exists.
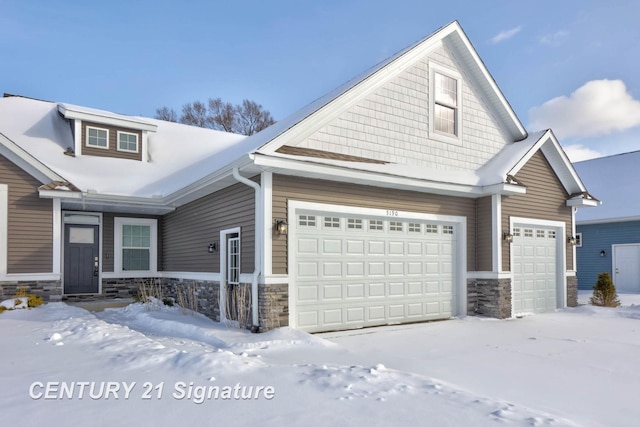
[231,167,261,332]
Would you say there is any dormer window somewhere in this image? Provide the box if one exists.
[86,126,108,149]
[117,131,139,153]
[429,62,463,144]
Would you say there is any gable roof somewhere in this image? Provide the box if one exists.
[251,21,526,157]
[574,150,640,223]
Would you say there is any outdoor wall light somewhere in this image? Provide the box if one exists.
[503,232,513,243]
[208,242,217,253]
[567,236,577,245]
[600,250,606,257]
[275,219,288,235]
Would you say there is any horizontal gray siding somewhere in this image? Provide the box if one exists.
[272,174,477,274]
[576,221,640,289]
[81,121,142,161]
[0,154,53,273]
[502,151,573,271]
[162,181,255,273]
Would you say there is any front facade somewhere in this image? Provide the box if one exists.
[0,22,597,333]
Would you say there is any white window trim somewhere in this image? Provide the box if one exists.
[575,232,582,248]
[429,61,463,145]
[86,126,109,150]
[113,217,157,276]
[116,131,139,153]
[0,184,8,275]
[220,227,242,322]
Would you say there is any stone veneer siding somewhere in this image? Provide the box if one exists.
[0,280,62,302]
[567,276,578,307]
[258,283,289,332]
[467,278,512,319]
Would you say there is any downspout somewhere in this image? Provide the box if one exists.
[232,167,261,332]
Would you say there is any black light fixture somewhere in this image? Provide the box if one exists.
[567,236,577,245]
[503,232,513,243]
[208,242,217,253]
[600,250,606,257]
[275,219,288,235]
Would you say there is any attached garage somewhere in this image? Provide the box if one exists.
[511,218,566,316]
[288,201,466,333]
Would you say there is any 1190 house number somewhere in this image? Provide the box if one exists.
[386,210,399,216]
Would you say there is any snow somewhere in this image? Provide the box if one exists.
[574,150,640,222]
[2,295,640,426]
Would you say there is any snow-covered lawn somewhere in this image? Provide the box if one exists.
[1,293,639,427]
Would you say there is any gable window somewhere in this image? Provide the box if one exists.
[434,73,457,135]
[86,126,109,149]
[114,217,157,274]
[429,63,462,144]
[117,131,138,153]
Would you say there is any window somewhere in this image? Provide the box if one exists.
[117,131,138,152]
[389,221,403,232]
[298,215,316,227]
[513,228,521,237]
[443,225,454,235]
[575,233,582,247]
[324,217,340,228]
[434,73,457,135]
[524,228,533,238]
[86,126,109,148]
[408,223,421,233]
[227,234,240,285]
[114,218,157,274]
[425,224,438,234]
[549,230,557,239]
[429,63,462,144]
[347,218,363,230]
[536,229,545,238]
[369,220,384,231]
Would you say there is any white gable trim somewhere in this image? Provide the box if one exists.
[507,130,587,196]
[0,132,64,184]
[257,21,526,156]
[58,104,157,132]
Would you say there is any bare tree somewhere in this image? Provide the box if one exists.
[180,101,212,128]
[155,106,178,122]
[155,97,276,135]
[208,98,237,133]
[236,99,275,136]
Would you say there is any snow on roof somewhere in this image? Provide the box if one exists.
[0,96,251,198]
[574,150,640,222]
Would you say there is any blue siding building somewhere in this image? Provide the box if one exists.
[574,151,640,293]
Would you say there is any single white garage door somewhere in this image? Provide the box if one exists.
[292,210,456,332]
[512,225,557,315]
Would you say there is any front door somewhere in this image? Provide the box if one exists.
[613,244,640,293]
[64,224,99,294]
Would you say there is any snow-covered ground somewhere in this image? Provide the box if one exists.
[1,293,639,427]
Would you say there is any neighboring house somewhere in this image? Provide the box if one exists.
[0,21,597,333]
[574,151,640,293]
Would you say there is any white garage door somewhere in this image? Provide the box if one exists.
[292,210,456,332]
[512,225,558,315]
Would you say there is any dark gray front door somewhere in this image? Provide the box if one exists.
[64,224,99,294]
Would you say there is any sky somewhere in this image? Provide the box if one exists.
[2,0,640,162]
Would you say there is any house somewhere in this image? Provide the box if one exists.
[0,21,598,333]
[574,151,640,293]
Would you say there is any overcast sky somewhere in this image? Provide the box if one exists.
[2,0,640,162]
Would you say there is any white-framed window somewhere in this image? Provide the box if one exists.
[575,232,582,247]
[389,221,403,232]
[227,234,240,285]
[324,217,340,229]
[347,218,363,230]
[369,219,384,231]
[0,184,7,275]
[429,62,462,144]
[114,217,157,273]
[548,230,557,239]
[536,229,545,238]
[298,215,316,227]
[443,225,454,235]
[117,131,139,153]
[524,228,533,238]
[86,126,109,149]
[425,224,439,234]
[408,223,421,233]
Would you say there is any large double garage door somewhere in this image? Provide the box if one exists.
[290,203,463,333]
